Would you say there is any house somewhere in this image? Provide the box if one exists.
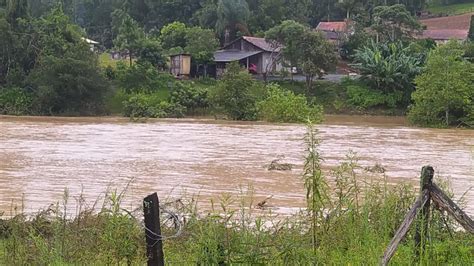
[417,29,468,44]
[213,36,284,77]
[315,20,354,46]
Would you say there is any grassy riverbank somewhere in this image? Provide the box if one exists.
[1,176,472,265]
[1,127,472,264]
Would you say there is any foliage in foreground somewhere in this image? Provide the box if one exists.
[1,130,473,264]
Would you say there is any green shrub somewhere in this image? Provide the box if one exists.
[106,89,129,114]
[409,41,474,127]
[116,62,174,93]
[27,55,111,115]
[346,82,402,109]
[122,93,185,120]
[257,84,323,123]
[169,82,209,114]
[0,87,33,115]
[346,85,386,109]
[210,62,264,121]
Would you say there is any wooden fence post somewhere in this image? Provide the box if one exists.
[430,183,474,234]
[380,189,430,266]
[414,166,434,257]
[381,166,474,265]
[143,193,165,266]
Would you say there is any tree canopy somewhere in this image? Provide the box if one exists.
[409,41,474,127]
[266,20,336,89]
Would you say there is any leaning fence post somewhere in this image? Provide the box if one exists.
[414,166,434,257]
[143,193,165,266]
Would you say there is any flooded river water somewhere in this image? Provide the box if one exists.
[0,115,473,216]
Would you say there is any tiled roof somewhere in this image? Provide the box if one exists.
[242,36,281,52]
[316,21,348,32]
[419,29,468,40]
[214,50,262,62]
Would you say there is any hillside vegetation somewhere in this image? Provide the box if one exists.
[427,2,474,15]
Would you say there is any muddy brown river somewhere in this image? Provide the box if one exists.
[0,115,473,216]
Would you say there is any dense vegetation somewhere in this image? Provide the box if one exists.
[409,41,474,127]
[0,0,473,127]
[1,127,473,264]
[0,5,110,115]
[0,0,437,48]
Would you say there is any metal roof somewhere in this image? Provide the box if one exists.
[223,36,282,52]
[242,36,281,52]
[214,50,262,62]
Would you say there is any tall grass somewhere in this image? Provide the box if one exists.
[1,127,473,264]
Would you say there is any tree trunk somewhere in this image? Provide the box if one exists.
[445,109,449,126]
[305,75,313,91]
[129,51,133,67]
[204,64,208,78]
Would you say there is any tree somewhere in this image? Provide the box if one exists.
[216,0,250,43]
[137,38,166,69]
[210,62,263,120]
[266,21,337,89]
[337,0,363,19]
[247,0,286,34]
[159,21,188,52]
[282,0,311,25]
[353,41,426,107]
[113,12,145,66]
[409,41,474,127]
[191,0,218,30]
[5,0,28,25]
[184,26,219,77]
[299,30,337,89]
[28,53,110,115]
[26,7,111,115]
[265,20,306,70]
[372,4,422,42]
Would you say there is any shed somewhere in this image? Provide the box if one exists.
[170,53,191,78]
